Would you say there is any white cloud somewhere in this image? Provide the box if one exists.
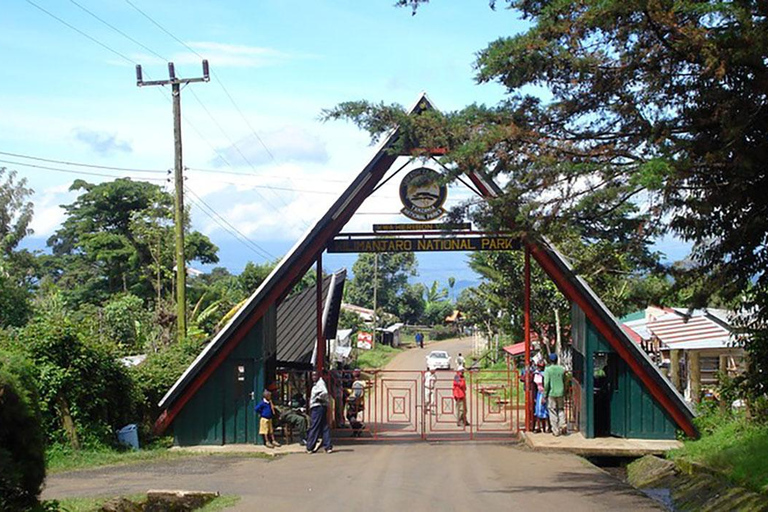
[132,42,295,70]
[212,126,329,167]
[28,183,76,237]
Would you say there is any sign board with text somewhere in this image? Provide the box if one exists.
[328,236,520,253]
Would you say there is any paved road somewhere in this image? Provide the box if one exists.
[43,442,660,511]
[388,335,475,371]
[43,338,661,511]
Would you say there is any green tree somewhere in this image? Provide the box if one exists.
[46,179,219,307]
[422,280,452,325]
[11,294,135,448]
[336,0,768,399]
[346,253,418,316]
[0,168,34,328]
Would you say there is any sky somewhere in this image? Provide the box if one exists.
[1,1,689,290]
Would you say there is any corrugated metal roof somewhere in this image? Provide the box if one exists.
[276,269,346,365]
[648,312,732,349]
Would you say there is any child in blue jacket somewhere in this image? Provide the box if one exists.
[255,389,280,448]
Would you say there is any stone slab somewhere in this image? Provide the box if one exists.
[522,431,682,457]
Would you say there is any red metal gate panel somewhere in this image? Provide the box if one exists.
[331,368,521,442]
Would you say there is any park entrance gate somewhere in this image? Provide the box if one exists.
[330,368,523,441]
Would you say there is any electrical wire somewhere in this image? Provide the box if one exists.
[184,185,276,260]
[0,158,166,182]
[122,0,311,228]
[0,150,166,174]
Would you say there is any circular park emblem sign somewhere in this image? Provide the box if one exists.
[399,167,447,221]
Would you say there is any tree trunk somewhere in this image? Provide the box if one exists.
[554,308,562,358]
[57,395,80,450]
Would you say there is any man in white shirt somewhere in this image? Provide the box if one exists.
[457,353,466,371]
[424,368,437,414]
[306,371,333,453]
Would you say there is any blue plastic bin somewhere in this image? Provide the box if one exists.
[117,423,140,450]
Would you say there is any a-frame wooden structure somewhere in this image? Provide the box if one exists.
[157,93,697,441]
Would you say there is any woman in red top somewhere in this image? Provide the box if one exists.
[452,369,469,427]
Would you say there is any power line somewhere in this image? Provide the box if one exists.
[187,166,350,183]
[184,192,272,261]
[0,150,166,174]
[24,0,135,65]
[0,158,166,182]
[184,185,277,260]
[67,0,166,61]
[121,0,311,227]
[0,149,345,194]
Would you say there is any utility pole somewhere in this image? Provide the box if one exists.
[136,61,210,342]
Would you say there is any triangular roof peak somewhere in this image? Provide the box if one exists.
[156,93,697,438]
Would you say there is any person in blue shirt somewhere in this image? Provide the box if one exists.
[255,389,281,448]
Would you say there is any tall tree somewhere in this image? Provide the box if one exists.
[45,179,219,306]
[0,168,34,327]
[330,0,768,398]
[346,253,418,318]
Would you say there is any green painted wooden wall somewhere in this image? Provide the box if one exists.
[571,304,677,440]
[173,304,276,446]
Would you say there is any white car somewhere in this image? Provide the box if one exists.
[426,350,451,370]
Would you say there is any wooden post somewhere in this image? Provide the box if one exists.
[719,355,728,415]
[670,349,681,392]
[316,255,324,371]
[524,245,531,432]
[689,351,701,405]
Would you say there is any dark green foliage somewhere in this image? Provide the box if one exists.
[0,272,32,328]
[333,0,768,402]
[346,253,418,318]
[13,308,135,446]
[129,340,201,439]
[394,283,426,325]
[429,325,454,341]
[44,179,219,307]
[102,294,151,355]
[338,309,365,333]
[0,351,46,511]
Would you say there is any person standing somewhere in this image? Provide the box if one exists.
[415,332,424,349]
[424,367,437,414]
[306,371,333,453]
[347,368,367,437]
[533,360,550,433]
[544,353,567,436]
[452,369,469,427]
[254,390,281,448]
[456,353,466,370]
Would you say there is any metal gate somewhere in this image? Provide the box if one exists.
[331,368,523,441]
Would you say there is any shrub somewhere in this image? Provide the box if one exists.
[130,340,201,440]
[17,314,135,447]
[0,351,46,511]
[429,325,454,341]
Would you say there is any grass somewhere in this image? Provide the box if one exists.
[669,413,768,494]
[46,443,272,474]
[54,494,240,512]
[46,443,191,474]
[355,343,403,369]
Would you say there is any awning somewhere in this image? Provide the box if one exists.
[502,342,526,357]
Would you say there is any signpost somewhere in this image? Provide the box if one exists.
[327,236,520,253]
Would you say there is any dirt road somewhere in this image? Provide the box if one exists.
[43,338,661,511]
